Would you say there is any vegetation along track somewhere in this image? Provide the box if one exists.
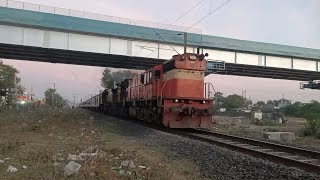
[167,128,320,175]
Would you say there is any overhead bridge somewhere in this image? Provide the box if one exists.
[0,0,320,81]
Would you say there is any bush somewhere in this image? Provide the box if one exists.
[303,113,320,137]
[285,101,320,118]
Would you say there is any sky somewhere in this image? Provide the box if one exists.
[2,0,320,103]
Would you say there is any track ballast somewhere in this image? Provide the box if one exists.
[167,128,320,175]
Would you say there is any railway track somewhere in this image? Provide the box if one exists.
[167,128,320,175]
[88,109,320,175]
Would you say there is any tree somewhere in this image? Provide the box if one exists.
[266,100,274,105]
[101,68,113,89]
[0,61,22,107]
[222,94,246,110]
[0,61,19,89]
[254,101,265,109]
[16,84,26,95]
[44,88,65,107]
[284,101,320,118]
[100,68,136,89]
[214,92,224,103]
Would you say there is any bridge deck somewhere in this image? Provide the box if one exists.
[2,43,320,81]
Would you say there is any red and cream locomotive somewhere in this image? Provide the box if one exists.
[81,52,215,128]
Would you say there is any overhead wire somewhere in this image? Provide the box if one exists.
[164,0,232,53]
[152,29,180,55]
[185,0,232,31]
[135,0,207,56]
[151,0,233,57]
[169,0,207,27]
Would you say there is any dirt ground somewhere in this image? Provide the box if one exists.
[0,109,203,180]
[211,115,320,151]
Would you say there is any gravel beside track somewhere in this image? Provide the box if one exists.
[93,112,320,180]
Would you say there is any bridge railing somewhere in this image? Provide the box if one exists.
[0,0,202,33]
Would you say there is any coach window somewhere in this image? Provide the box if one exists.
[149,71,152,82]
[144,73,149,84]
[146,72,149,84]
[140,74,144,84]
[145,71,152,84]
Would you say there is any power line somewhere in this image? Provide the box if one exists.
[170,0,207,25]
[185,0,232,31]
[152,29,180,55]
[135,0,207,56]
[165,0,231,53]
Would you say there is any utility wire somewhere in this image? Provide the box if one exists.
[166,0,232,52]
[152,29,180,55]
[170,0,207,26]
[145,0,232,57]
[185,0,232,31]
[135,0,207,56]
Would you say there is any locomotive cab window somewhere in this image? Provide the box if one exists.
[140,74,144,84]
[148,71,152,84]
[154,70,161,80]
[144,71,152,84]
[144,72,148,84]
[149,71,152,81]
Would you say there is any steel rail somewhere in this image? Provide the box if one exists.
[167,128,320,175]
[83,108,320,175]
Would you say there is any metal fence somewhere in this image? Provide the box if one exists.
[0,0,201,33]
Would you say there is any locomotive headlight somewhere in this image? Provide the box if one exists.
[202,100,206,104]
[175,99,179,103]
[189,55,197,60]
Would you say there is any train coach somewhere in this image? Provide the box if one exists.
[81,52,215,128]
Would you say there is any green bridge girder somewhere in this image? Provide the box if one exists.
[0,6,320,61]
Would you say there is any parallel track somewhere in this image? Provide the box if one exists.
[167,128,320,175]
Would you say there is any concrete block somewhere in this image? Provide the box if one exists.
[263,132,295,142]
[253,112,262,120]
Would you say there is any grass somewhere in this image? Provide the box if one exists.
[303,113,320,138]
[0,108,203,180]
[252,118,278,126]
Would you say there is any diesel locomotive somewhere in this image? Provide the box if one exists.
[81,52,215,128]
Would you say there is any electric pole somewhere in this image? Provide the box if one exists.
[30,85,34,101]
[184,32,187,54]
[52,83,55,108]
[73,93,76,108]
